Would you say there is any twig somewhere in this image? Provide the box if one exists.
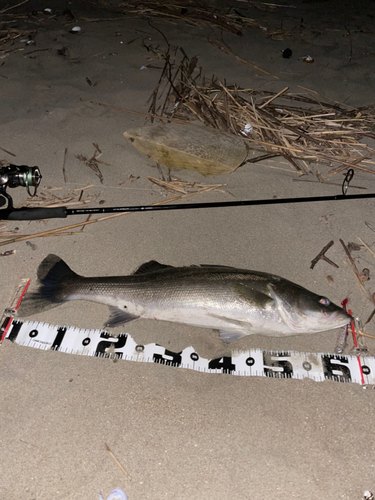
[310,240,338,269]
[62,148,67,183]
[0,249,15,256]
[339,238,362,281]
[0,146,16,157]
[208,38,278,79]
[258,87,289,109]
[340,239,372,301]
[0,232,82,239]
[365,222,375,234]
[297,85,355,110]
[357,237,375,258]
[75,144,107,184]
[344,25,353,62]
[364,309,375,327]
[0,0,29,14]
[105,443,132,480]
[357,330,375,339]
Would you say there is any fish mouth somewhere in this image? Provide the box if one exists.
[288,309,351,333]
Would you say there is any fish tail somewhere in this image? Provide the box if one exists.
[18,254,79,317]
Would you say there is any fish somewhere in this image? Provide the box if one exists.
[17,254,351,343]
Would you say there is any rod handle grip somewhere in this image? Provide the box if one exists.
[3,207,68,220]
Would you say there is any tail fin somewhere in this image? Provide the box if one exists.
[18,254,79,317]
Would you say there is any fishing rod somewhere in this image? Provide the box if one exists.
[0,165,371,221]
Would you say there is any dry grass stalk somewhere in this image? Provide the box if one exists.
[148,176,226,195]
[357,237,375,259]
[357,331,375,340]
[0,232,82,239]
[62,147,68,183]
[15,188,95,209]
[104,443,132,480]
[0,0,29,14]
[208,38,278,79]
[120,0,259,35]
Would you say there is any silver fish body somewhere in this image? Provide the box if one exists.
[18,254,351,343]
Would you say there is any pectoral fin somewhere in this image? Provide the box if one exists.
[105,307,140,328]
[231,283,274,308]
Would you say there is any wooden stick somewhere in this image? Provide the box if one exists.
[310,240,338,269]
[0,146,16,157]
[339,239,362,282]
[364,309,375,327]
[62,148,68,183]
[105,444,132,480]
[357,237,375,258]
[208,39,279,79]
[0,232,82,239]
[297,85,356,110]
[0,0,29,14]
[258,87,289,109]
[357,330,375,339]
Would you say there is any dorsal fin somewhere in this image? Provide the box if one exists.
[133,260,174,275]
[199,264,241,270]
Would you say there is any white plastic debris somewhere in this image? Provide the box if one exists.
[98,488,127,500]
[303,55,314,63]
[241,123,253,136]
[364,492,374,500]
[44,8,52,13]
[70,26,81,33]
[140,65,148,70]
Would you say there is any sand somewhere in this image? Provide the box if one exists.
[1,0,375,498]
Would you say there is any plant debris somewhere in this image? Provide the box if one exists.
[144,50,375,177]
[76,143,109,184]
[119,174,140,185]
[148,176,227,196]
[360,268,370,282]
[120,0,259,36]
[310,240,338,269]
[0,249,15,256]
[326,275,334,285]
[15,187,95,209]
[347,241,362,252]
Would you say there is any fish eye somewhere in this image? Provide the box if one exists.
[319,297,330,306]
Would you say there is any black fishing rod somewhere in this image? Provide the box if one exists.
[0,165,372,221]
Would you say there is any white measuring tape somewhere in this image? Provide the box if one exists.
[0,278,373,385]
[1,317,374,385]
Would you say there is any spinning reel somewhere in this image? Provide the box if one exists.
[0,164,42,210]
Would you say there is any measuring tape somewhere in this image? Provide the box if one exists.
[1,317,374,385]
[1,278,373,385]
